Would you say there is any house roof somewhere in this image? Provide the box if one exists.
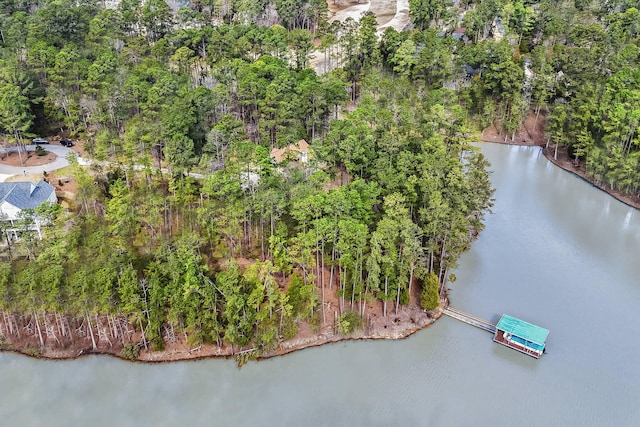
[496,314,549,345]
[270,140,310,164]
[0,180,56,210]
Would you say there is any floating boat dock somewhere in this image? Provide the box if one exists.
[443,307,549,359]
[493,314,549,359]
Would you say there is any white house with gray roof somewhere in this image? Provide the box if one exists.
[0,180,57,239]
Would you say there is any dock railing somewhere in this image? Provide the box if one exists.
[443,307,496,334]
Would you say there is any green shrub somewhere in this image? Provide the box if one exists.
[337,310,363,335]
[399,287,410,305]
[121,342,140,360]
[151,336,165,351]
[420,272,440,311]
[24,346,42,358]
[281,317,299,340]
[35,146,46,156]
[235,349,258,367]
[287,273,317,322]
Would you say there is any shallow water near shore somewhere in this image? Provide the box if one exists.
[2,144,640,426]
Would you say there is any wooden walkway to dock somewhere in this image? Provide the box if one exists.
[443,307,497,334]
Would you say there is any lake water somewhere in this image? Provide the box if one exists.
[2,144,639,426]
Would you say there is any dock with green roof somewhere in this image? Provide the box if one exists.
[443,308,549,359]
[493,314,549,358]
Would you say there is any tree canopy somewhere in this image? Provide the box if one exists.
[0,0,500,361]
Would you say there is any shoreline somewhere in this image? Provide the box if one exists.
[480,112,640,212]
[5,120,636,364]
[541,147,640,211]
[480,139,640,212]
[0,301,448,364]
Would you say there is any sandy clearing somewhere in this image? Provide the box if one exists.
[328,0,372,22]
[377,0,410,33]
[311,0,410,75]
[369,0,398,27]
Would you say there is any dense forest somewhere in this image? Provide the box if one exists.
[411,0,640,195]
[0,0,636,359]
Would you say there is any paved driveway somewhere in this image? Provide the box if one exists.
[0,145,76,179]
[0,145,203,182]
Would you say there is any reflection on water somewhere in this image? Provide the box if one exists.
[622,209,633,230]
[1,143,639,426]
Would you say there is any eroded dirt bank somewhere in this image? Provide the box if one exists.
[0,300,446,363]
[481,112,640,211]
